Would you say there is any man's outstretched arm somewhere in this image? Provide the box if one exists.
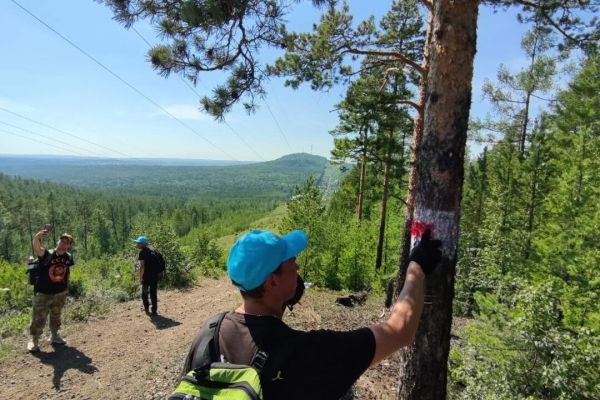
[33,229,48,258]
[369,262,425,365]
[369,231,442,366]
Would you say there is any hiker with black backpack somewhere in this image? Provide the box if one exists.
[172,228,442,400]
[134,235,165,316]
[27,225,75,353]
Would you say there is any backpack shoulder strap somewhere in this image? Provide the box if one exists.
[39,249,54,266]
[210,311,227,362]
[190,311,228,370]
[190,311,269,373]
[250,349,269,373]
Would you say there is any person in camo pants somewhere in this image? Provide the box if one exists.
[28,228,74,353]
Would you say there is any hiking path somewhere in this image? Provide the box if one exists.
[0,278,399,399]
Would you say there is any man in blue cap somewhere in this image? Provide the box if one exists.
[134,235,159,316]
[181,228,442,399]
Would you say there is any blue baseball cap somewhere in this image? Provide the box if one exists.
[227,229,308,291]
[133,236,149,244]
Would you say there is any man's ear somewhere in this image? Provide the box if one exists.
[264,274,278,289]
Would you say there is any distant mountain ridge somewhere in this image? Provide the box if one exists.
[0,153,341,200]
[0,154,252,167]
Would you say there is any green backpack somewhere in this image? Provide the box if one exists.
[169,312,268,400]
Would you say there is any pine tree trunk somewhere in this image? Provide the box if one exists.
[395,2,479,399]
[356,127,368,223]
[520,91,531,156]
[393,11,433,303]
[520,33,539,157]
[375,130,394,271]
[109,205,119,247]
[525,135,542,258]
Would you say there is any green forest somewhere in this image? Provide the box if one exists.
[1,0,599,399]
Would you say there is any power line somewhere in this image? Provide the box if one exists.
[11,0,236,161]
[0,127,88,156]
[264,100,294,154]
[131,26,265,161]
[0,120,106,158]
[0,106,130,158]
[223,121,266,161]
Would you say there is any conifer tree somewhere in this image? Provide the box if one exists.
[481,23,558,156]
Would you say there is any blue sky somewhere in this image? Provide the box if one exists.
[0,1,549,161]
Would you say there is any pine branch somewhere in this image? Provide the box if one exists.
[510,0,592,46]
[397,100,423,112]
[345,48,425,75]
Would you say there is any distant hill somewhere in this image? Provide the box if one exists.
[0,154,251,167]
[0,153,340,200]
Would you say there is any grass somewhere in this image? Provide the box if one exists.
[215,204,288,253]
[0,205,291,362]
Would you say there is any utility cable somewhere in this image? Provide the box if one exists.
[0,127,88,157]
[11,0,236,161]
[264,100,294,154]
[222,121,265,161]
[131,26,265,161]
[0,120,106,158]
[0,106,130,158]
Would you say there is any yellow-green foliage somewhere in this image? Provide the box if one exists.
[0,259,32,313]
[70,256,139,301]
[0,255,140,339]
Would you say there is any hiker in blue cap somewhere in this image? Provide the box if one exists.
[179,228,442,400]
[134,235,161,316]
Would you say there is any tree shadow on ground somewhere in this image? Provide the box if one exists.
[32,344,98,390]
[149,314,181,330]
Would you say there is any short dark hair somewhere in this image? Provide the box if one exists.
[236,264,284,299]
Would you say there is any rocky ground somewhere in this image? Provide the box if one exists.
[0,278,401,400]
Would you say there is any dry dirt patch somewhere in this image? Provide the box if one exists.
[0,279,400,400]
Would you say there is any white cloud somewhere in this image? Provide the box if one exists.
[148,104,208,121]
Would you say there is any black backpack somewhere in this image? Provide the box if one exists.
[148,249,166,273]
[26,256,40,285]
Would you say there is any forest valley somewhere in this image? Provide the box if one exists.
[1,0,599,399]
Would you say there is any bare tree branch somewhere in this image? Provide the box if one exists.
[397,100,422,113]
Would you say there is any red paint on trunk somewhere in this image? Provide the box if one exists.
[411,220,435,238]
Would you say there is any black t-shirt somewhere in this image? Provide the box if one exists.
[138,247,157,281]
[184,311,376,400]
[35,249,74,294]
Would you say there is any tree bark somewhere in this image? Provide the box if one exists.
[356,126,368,223]
[520,91,531,156]
[395,1,479,399]
[525,132,542,258]
[392,11,433,305]
[375,129,394,271]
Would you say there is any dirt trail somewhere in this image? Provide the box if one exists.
[0,279,240,400]
[0,279,400,400]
